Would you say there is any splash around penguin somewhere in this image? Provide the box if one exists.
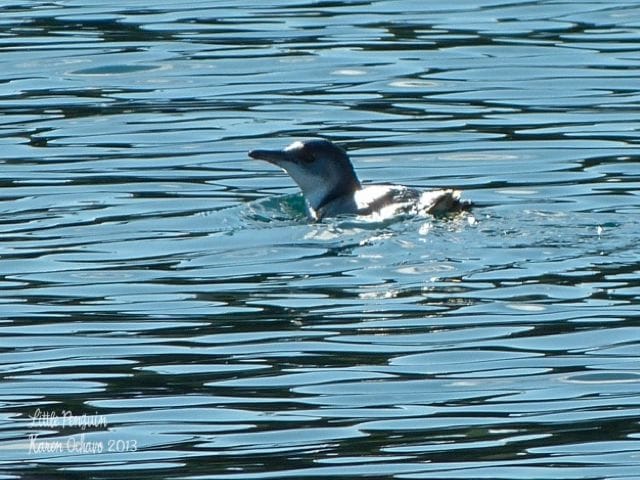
[249,139,470,222]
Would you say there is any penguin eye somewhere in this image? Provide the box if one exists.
[299,149,315,164]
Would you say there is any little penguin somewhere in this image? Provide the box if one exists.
[249,138,470,221]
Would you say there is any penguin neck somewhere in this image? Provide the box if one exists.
[310,178,362,220]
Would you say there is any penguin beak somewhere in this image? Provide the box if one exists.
[248,148,289,166]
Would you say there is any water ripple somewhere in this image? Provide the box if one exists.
[1,1,640,479]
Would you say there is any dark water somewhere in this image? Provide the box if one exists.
[2,1,640,479]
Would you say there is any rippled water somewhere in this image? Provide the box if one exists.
[2,1,640,479]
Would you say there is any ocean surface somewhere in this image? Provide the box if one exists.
[1,1,640,479]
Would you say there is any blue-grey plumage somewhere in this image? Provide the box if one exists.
[249,139,469,221]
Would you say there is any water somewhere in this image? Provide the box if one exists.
[1,1,640,479]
